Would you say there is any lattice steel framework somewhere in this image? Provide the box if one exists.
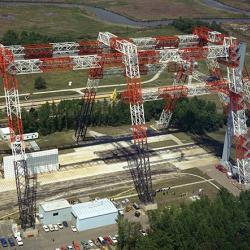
[2,27,250,223]
[0,45,36,229]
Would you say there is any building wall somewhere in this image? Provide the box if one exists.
[39,206,72,225]
[75,212,118,231]
[3,149,59,178]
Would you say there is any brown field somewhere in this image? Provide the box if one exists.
[218,0,250,11]
[0,0,243,22]
[85,0,242,20]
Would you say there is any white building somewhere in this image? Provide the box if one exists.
[2,149,59,178]
[0,127,10,140]
[71,198,118,231]
[0,127,38,141]
[39,199,71,225]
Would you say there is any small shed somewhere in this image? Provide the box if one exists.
[39,199,71,225]
[71,198,118,231]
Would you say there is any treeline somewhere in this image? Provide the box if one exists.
[1,18,226,46]
[21,97,224,136]
[172,17,227,34]
[1,30,61,46]
[118,189,250,250]
[21,99,163,136]
[172,97,225,133]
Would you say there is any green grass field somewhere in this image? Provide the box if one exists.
[0,4,184,40]
[0,5,134,39]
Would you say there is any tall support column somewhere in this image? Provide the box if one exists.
[74,77,102,142]
[226,40,250,184]
[98,32,154,203]
[74,44,104,142]
[157,97,177,130]
[221,112,233,169]
[157,61,191,130]
[123,42,154,203]
[0,45,36,229]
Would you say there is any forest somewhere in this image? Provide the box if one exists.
[117,189,250,250]
[21,96,225,136]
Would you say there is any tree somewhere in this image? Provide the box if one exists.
[117,217,142,250]
[38,102,51,135]
[34,76,47,90]
[119,189,250,249]
[2,30,19,45]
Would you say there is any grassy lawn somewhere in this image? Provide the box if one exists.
[58,148,75,154]
[0,64,171,98]
[148,140,177,148]
[207,127,226,144]
[0,141,10,151]
[0,5,137,39]
[155,181,218,208]
[172,132,194,143]
[89,168,219,208]
[36,130,76,149]
[90,122,155,136]
[90,125,131,136]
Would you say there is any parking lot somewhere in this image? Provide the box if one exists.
[20,223,117,250]
[0,220,16,250]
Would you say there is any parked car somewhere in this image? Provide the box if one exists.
[8,237,15,247]
[72,241,80,250]
[135,210,141,217]
[62,221,68,228]
[54,224,59,231]
[57,223,63,229]
[43,225,50,232]
[104,236,112,245]
[48,224,55,231]
[97,236,105,245]
[0,237,8,247]
[140,229,147,236]
[88,240,94,247]
[71,225,77,232]
[133,202,140,210]
[60,244,67,250]
[109,235,118,244]
[16,236,23,246]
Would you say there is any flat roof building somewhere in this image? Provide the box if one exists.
[71,198,118,231]
[39,199,71,225]
[2,149,59,178]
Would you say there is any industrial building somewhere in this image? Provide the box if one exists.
[2,149,59,178]
[71,198,118,231]
[39,199,71,225]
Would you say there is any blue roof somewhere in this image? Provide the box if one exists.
[71,198,118,220]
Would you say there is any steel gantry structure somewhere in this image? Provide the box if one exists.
[0,27,249,229]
